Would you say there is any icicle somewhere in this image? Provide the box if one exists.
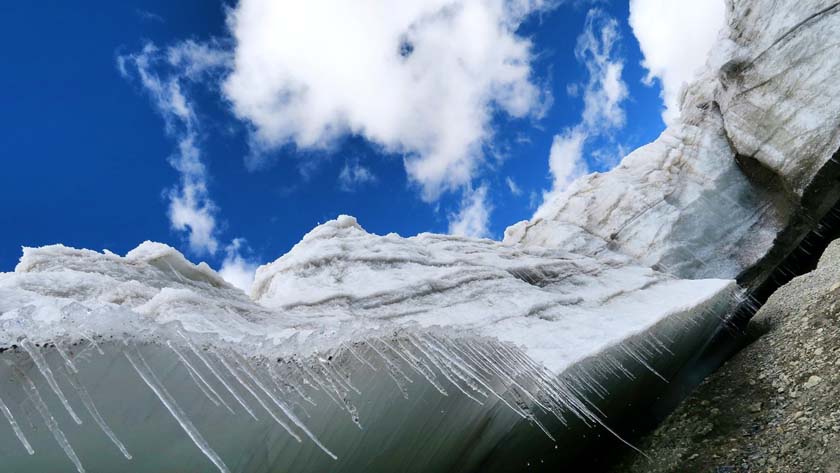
[211,350,302,443]
[0,393,34,455]
[287,358,319,392]
[15,367,85,473]
[459,340,551,413]
[297,359,345,408]
[619,345,668,383]
[317,360,352,396]
[81,332,105,356]
[499,343,588,421]
[231,353,338,459]
[397,338,448,396]
[54,343,79,374]
[124,348,231,473]
[363,340,411,399]
[442,338,535,417]
[423,335,489,398]
[341,342,376,371]
[311,360,363,430]
[20,340,83,425]
[178,332,258,421]
[408,335,454,396]
[268,363,316,407]
[167,341,234,414]
[312,362,350,410]
[412,336,485,405]
[325,359,361,396]
[59,365,132,460]
[383,336,445,394]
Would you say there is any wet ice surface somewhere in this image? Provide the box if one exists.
[0,229,735,472]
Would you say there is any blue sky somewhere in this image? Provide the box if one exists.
[0,1,724,288]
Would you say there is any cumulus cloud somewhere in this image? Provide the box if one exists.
[223,0,549,201]
[629,0,726,124]
[448,185,492,239]
[218,238,260,292]
[338,159,377,192]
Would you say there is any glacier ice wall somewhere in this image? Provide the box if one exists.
[506,0,840,288]
[0,229,736,472]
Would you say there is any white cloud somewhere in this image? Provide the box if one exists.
[539,9,627,206]
[338,159,377,192]
[223,0,549,201]
[629,0,726,124]
[118,44,223,255]
[448,185,492,239]
[218,238,260,292]
[505,176,522,196]
[118,43,232,256]
[576,11,628,131]
[548,128,587,190]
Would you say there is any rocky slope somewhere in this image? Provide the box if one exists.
[615,239,840,473]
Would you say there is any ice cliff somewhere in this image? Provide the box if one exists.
[2,0,840,471]
[506,0,840,288]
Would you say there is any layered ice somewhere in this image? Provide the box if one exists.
[252,215,733,374]
[0,228,736,472]
[507,0,840,287]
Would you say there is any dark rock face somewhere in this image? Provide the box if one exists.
[614,240,840,473]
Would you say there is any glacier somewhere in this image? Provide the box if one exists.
[2,0,840,471]
[0,225,736,472]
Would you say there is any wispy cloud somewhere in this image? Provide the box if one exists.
[448,185,492,239]
[577,10,628,133]
[629,0,725,124]
[338,159,377,192]
[505,176,522,196]
[538,9,629,211]
[135,9,164,23]
[117,43,237,259]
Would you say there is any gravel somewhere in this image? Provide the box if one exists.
[614,239,840,473]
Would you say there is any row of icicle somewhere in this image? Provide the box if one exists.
[0,327,668,473]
